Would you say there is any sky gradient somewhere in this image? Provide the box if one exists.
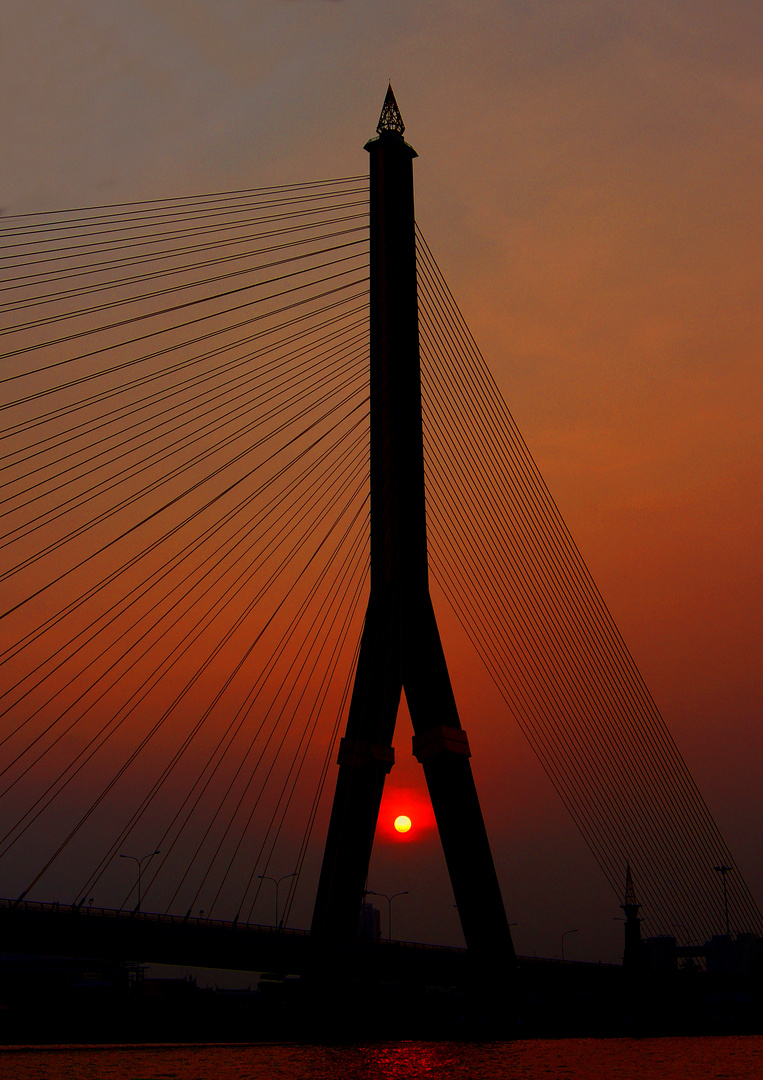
[2,0,761,963]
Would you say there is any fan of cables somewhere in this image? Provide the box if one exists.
[417,225,762,945]
[0,178,371,926]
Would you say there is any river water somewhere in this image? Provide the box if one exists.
[1,1038,762,1080]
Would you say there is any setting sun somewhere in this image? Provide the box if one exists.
[394,815,412,834]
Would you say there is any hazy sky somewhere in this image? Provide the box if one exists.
[2,1,761,963]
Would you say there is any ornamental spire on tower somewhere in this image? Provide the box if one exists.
[621,862,643,971]
[623,862,639,910]
[376,83,405,136]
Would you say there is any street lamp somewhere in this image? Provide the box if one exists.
[561,928,579,962]
[366,890,409,941]
[714,865,733,938]
[258,872,297,928]
[119,849,159,912]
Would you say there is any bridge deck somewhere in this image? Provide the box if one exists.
[0,898,615,987]
[0,898,473,984]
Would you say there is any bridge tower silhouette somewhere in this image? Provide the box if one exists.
[310,87,515,962]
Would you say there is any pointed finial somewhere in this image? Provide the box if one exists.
[623,863,639,908]
[376,83,405,137]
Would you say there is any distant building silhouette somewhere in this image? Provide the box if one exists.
[357,902,381,941]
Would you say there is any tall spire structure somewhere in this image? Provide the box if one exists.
[621,863,643,970]
[311,87,515,964]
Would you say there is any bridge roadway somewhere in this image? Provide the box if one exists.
[0,897,479,985]
[0,898,616,988]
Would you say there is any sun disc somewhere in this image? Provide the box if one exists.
[394,814,412,834]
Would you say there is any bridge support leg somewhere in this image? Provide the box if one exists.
[406,596,514,958]
[311,596,401,940]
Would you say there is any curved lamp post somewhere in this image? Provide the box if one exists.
[714,865,733,938]
[366,889,409,941]
[258,872,297,928]
[561,927,579,962]
[119,849,160,912]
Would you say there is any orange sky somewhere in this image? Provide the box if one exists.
[2,1,761,963]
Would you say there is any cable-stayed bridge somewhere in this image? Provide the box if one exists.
[0,90,760,978]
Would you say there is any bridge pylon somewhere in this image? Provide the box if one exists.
[310,87,515,963]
